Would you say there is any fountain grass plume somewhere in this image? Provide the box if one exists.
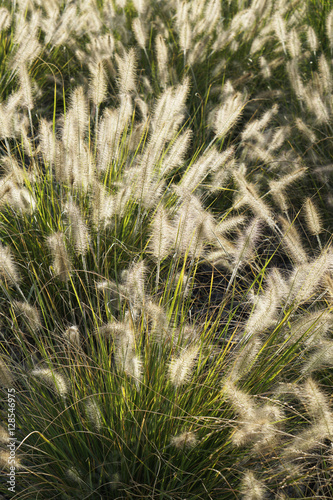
[46,232,72,282]
[31,368,69,398]
[0,243,21,286]
[115,48,137,94]
[168,343,200,388]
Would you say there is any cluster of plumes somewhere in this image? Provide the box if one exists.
[95,259,201,389]
[0,157,36,214]
[0,0,315,217]
[225,377,333,499]
[225,242,333,381]
[224,380,284,454]
[1,0,329,276]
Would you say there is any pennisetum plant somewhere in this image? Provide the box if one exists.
[0,0,333,498]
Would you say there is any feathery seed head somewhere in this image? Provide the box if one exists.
[259,56,271,79]
[303,197,322,236]
[318,53,332,94]
[110,321,142,387]
[1,156,28,185]
[273,12,287,53]
[278,216,308,265]
[97,321,123,338]
[3,184,36,214]
[242,104,279,142]
[266,267,289,301]
[132,17,147,50]
[46,232,71,281]
[124,355,143,389]
[39,118,58,166]
[213,91,247,139]
[306,25,318,53]
[145,300,169,341]
[69,86,88,138]
[17,64,34,110]
[301,341,333,375]
[301,378,333,425]
[181,146,232,194]
[0,8,11,31]
[122,260,146,307]
[11,35,41,70]
[233,171,275,228]
[240,471,266,500]
[0,425,9,444]
[85,398,103,431]
[170,431,198,449]
[0,243,20,286]
[0,357,13,388]
[66,467,86,487]
[267,126,290,153]
[31,368,68,398]
[91,181,115,227]
[133,0,147,15]
[155,34,169,88]
[288,249,333,306]
[172,193,214,257]
[148,206,173,261]
[287,59,305,99]
[223,380,256,420]
[269,168,307,208]
[243,285,278,341]
[0,450,21,470]
[64,326,81,348]
[115,48,137,94]
[89,61,108,107]
[179,20,192,52]
[326,10,333,52]
[160,129,192,177]
[168,343,200,387]
[176,1,190,30]
[287,28,301,58]
[202,0,221,33]
[216,214,246,235]
[307,91,330,124]
[230,338,262,381]
[287,309,333,347]
[64,201,91,256]
[13,301,41,331]
[232,217,262,269]
[295,118,316,143]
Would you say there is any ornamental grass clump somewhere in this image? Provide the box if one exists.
[1,0,333,498]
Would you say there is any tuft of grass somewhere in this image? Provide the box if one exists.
[1,0,333,498]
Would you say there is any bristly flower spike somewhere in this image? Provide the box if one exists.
[170,431,198,449]
[155,34,169,88]
[64,201,91,257]
[0,357,13,388]
[115,48,137,94]
[132,17,147,53]
[168,343,200,388]
[303,197,322,249]
[240,471,266,500]
[31,368,68,398]
[326,10,333,53]
[0,8,11,31]
[273,12,287,54]
[306,25,318,54]
[46,232,72,282]
[0,243,21,286]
